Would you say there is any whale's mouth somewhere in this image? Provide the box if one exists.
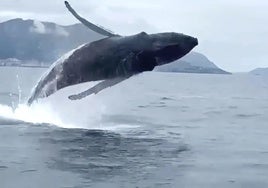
[154,37,198,65]
[155,44,181,56]
[154,44,183,65]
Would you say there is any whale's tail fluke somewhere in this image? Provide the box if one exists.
[64,1,117,37]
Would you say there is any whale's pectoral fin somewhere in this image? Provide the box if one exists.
[64,1,117,37]
[68,77,129,100]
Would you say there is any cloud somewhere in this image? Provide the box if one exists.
[30,20,69,36]
[30,20,46,34]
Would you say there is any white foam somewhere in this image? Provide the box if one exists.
[0,81,108,129]
[0,79,141,131]
[0,103,63,125]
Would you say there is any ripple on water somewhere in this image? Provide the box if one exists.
[188,117,207,123]
[0,165,8,169]
[160,97,176,101]
[148,101,167,108]
[261,105,268,109]
[20,169,38,173]
[242,163,268,170]
[138,97,175,109]
[235,113,262,118]
[232,97,255,100]
[228,105,238,109]
[137,105,150,108]
[203,110,224,115]
[154,105,167,108]
[39,128,188,182]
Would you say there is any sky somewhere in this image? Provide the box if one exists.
[0,0,268,72]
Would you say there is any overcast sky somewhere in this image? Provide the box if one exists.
[1,0,267,72]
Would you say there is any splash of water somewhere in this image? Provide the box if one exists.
[16,74,22,104]
[0,103,63,125]
[0,81,107,129]
[0,80,140,131]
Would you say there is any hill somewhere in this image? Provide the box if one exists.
[0,18,103,65]
[250,68,268,76]
[155,52,230,74]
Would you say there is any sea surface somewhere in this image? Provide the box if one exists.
[0,66,268,188]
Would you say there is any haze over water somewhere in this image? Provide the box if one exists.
[0,66,268,188]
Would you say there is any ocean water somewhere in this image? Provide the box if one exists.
[0,66,268,188]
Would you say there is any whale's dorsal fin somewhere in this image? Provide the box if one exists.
[68,77,129,100]
[64,1,117,37]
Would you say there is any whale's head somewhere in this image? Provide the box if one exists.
[124,32,198,72]
[150,32,198,65]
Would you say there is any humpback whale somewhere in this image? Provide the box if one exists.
[27,1,198,105]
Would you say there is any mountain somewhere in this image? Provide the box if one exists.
[250,68,268,76]
[0,18,103,65]
[0,18,230,74]
[155,52,230,74]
